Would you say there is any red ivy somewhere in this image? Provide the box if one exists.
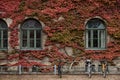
[0,0,120,64]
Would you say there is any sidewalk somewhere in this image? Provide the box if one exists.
[0,74,120,80]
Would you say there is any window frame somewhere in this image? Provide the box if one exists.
[0,19,8,50]
[20,19,42,50]
[85,18,107,50]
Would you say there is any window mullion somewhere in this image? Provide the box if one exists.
[1,30,3,48]
[34,30,36,48]
[0,30,1,48]
[27,30,30,48]
[102,30,105,48]
[98,30,100,48]
[21,30,23,48]
[86,30,88,48]
[91,30,93,48]
[0,66,1,71]
[104,30,106,48]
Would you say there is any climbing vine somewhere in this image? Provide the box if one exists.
[0,0,120,66]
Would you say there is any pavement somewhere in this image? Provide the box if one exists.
[0,74,120,80]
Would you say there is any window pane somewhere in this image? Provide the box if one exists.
[22,40,27,47]
[100,30,105,48]
[0,30,2,39]
[36,40,41,48]
[23,30,27,38]
[93,30,98,47]
[3,30,7,38]
[93,39,98,47]
[21,19,42,29]
[0,39,1,48]
[21,19,42,49]
[30,30,34,38]
[3,39,7,48]
[93,30,98,39]
[30,39,34,47]
[22,30,27,47]
[88,39,91,47]
[0,20,7,28]
[36,30,41,38]
[86,18,105,29]
[99,30,102,48]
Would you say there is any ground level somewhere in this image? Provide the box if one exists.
[0,74,119,80]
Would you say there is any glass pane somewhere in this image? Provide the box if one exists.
[36,40,41,48]
[93,30,98,47]
[87,18,104,29]
[0,30,2,39]
[0,39,1,48]
[30,30,34,38]
[22,40,27,47]
[35,22,42,28]
[3,39,7,48]
[100,30,105,48]
[21,19,41,29]
[23,30,27,38]
[88,39,91,47]
[98,24,105,29]
[36,30,41,38]
[3,30,7,38]
[30,39,34,47]
[0,20,7,28]
[93,30,98,39]
[93,39,98,47]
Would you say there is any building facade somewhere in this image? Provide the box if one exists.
[0,0,120,73]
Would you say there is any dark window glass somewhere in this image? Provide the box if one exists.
[3,39,7,47]
[23,30,27,39]
[86,18,106,49]
[30,30,34,38]
[22,40,27,47]
[36,40,41,47]
[0,19,8,49]
[30,39,34,47]
[36,30,41,38]
[93,30,98,39]
[21,19,42,49]
[0,39,2,48]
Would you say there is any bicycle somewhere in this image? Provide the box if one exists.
[101,63,107,78]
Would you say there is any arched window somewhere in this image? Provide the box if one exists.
[0,19,8,50]
[85,18,106,50]
[20,19,42,50]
